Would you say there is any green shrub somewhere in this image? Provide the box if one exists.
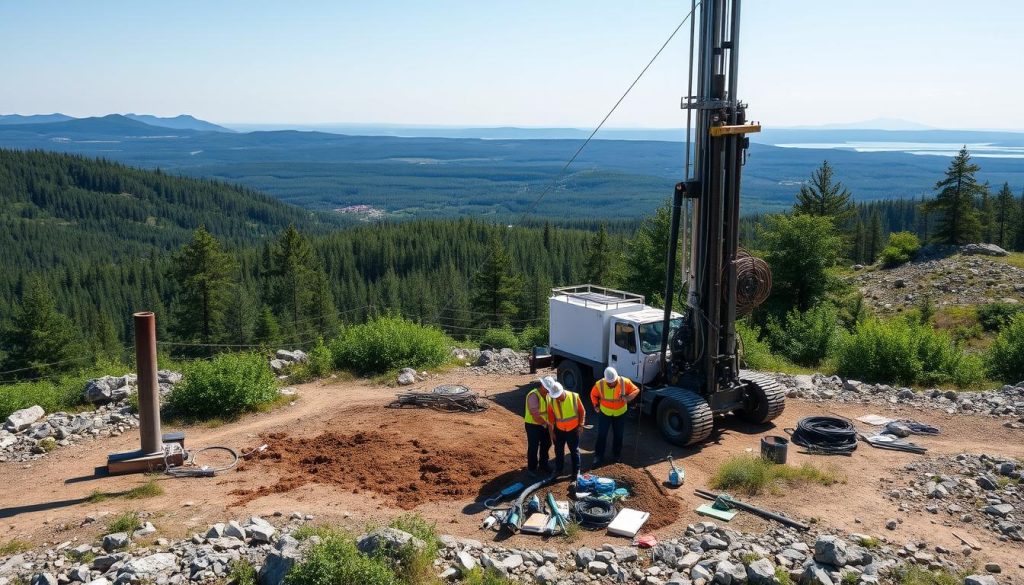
[330,316,452,375]
[288,339,334,383]
[463,569,517,585]
[709,455,842,495]
[228,560,257,585]
[977,302,1024,332]
[387,514,439,584]
[0,361,130,419]
[737,322,802,373]
[478,327,521,350]
[285,533,399,585]
[168,352,278,420]
[106,511,141,535]
[833,317,984,387]
[988,313,1024,383]
[879,231,920,267]
[518,324,549,349]
[895,566,962,585]
[0,539,31,555]
[764,304,839,366]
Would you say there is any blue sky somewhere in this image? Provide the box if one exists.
[1,1,1021,129]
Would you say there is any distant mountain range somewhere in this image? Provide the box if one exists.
[0,113,233,133]
[0,114,1021,219]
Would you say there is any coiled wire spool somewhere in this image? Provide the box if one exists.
[788,416,858,455]
[733,249,772,317]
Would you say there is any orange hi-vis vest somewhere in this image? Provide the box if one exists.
[524,388,549,426]
[551,392,582,431]
[594,378,630,416]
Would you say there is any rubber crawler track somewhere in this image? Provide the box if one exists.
[739,370,786,424]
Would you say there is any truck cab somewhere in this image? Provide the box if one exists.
[546,285,682,392]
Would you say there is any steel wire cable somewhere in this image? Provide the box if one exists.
[788,416,858,455]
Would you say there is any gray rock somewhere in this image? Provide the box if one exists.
[652,543,679,566]
[356,527,425,558]
[5,405,45,432]
[224,520,247,540]
[963,576,998,585]
[535,565,559,584]
[258,536,306,585]
[275,350,308,364]
[121,553,177,576]
[963,243,1008,257]
[501,554,523,571]
[269,359,288,374]
[575,547,596,568]
[691,564,714,583]
[101,532,130,552]
[588,561,609,575]
[475,350,494,366]
[701,536,728,551]
[814,536,852,567]
[397,368,417,386]
[89,556,119,572]
[30,574,57,585]
[84,579,109,585]
[250,524,277,543]
[714,560,747,584]
[983,563,1001,574]
[746,559,775,585]
[456,551,477,572]
[998,462,1017,476]
[984,504,1014,517]
[205,523,225,538]
[68,565,90,582]
[800,563,834,585]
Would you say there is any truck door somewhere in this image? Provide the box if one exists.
[608,320,640,380]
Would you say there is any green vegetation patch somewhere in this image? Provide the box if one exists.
[710,455,842,496]
[167,351,278,421]
[106,511,141,535]
[895,566,962,585]
[987,313,1024,383]
[0,539,32,555]
[330,316,452,375]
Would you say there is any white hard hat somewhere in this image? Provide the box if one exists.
[548,382,565,400]
[604,367,619,384]
[539,376,556,392]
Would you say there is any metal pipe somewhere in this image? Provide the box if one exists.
[694,489,810,530]
[134,312,162,454]
[661,185,685,375]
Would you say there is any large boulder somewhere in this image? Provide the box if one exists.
[962,243,1009,257]
[83,376,132,404]
[121,553,177,577]
[5,405,45,432]
[356,527,425,558]
[275,349,308,364]
[746,559,777,585]
[258,536,309,585]
[813,535,852,567]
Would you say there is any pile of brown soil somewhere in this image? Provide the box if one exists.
[232,430,522,509]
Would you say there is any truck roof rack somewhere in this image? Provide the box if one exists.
[551,284,645,309]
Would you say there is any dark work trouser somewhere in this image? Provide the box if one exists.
[593,411,626,462]
[553,427,581,477]
[524,422,551,472]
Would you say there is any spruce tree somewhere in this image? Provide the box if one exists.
[1,277,86,378]
[169,226,235,344]
[1016,188,1024,252]
[923,147,984,245]
[471,233,522,329]
[623,200,681,305]
[979,183,995,243]
[994,182,1015,248]
[90,310,122,364]
[583,224,614,286]
[268,225,334,339]
[793,160,854,222]
[254,306,282,346]
[851,220,866,263]
[867,211,883,263]
[222,286,258,345]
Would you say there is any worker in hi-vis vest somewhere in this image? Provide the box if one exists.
[523,376,554,475]
[545,381,586,478]
[590,367,639,466]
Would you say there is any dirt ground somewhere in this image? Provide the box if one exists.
[1,371,1022,577]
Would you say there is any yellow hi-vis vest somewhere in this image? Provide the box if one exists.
[596,379,628,417]
[552,392,581,431]
[524,388,549,426]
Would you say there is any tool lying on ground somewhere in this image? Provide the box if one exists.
[163,444,239,478]
[500,477,552,534]
[858,432,927,454]
[696,493,739,521]
[667,456,685,488]
[694,489,809,531]
[884,420,940,437]
[483,482,526,509]
[388,384,488,412]
[788,416,858,455]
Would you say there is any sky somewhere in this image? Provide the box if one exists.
[1,1,1022,130]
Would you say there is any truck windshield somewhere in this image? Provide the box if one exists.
[639,318,683,354]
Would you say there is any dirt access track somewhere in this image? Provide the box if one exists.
[1,371,1022,577]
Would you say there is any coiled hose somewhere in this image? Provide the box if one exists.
[788,416,858,455]
[573,496,616,529]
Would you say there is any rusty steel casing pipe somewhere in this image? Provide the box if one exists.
[134,312,163,454]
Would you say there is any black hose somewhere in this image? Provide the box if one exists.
[573,496,616,529]
[788,416,858,455]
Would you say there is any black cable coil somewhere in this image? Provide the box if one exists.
[789,416,858,455]
[573,496,616,529]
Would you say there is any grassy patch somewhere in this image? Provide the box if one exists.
[840,572,859,585]
[292,524,334,541]
[106,511,141,534]
[563,520,580,543]
[740,552,760,565]
[710,455,843,495]
[227,559,257,585]
[37,437,57,452]
[896,566,962,585]
[0,362,128,420]
[858,536,880,549]
[0,539,32,555]
[775,566,795,585]
[126,480,164,499]
[387,514,440,585]
[995,251,1024,270]
[462,568,517,585]
[737,321,818,375]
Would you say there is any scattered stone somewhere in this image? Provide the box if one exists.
[5,405,45,432]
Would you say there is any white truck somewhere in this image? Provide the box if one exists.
[546,285,682,392]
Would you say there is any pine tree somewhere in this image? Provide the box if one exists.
[851,220,866,263]
[583,224,614,285]
[222,286,258,345]
[90,310,122,364]
[169,226,236,344]
[1,277,87,378]
[254,306,281,346]
[623,200,681,305]
[471,233,522,329]
[994,182,1015,248]
[307,270,338,338]
[793,160,854,222]
[866,211,883,263]
[1016,188,1024,252]
[923,147,984,245]
[979,183,995,243]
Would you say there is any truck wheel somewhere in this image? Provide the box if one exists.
[556,360,585,393]
[736,372,786,424]
[656,391,713,446]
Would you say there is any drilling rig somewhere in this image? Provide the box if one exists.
[545,0,784,445]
